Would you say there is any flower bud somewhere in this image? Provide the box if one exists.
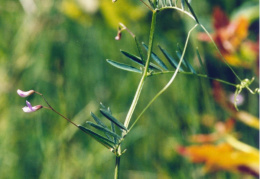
[17,89,35,97]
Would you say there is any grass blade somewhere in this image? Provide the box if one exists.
[86,121,122,140]
[106,59,142,74]
[158,45,184,71]
[100,109,127,131]
[142,43,168,70]
[78,125,115,149]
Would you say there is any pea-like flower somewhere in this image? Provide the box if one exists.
[17,89,35,97]
[22,100,42,113]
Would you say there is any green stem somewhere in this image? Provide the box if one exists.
[114,10,158,179]
[114,155,120,179]
[148,71,237,87]
[123,10,158,129]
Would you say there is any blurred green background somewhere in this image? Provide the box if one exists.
[0,0,259,178]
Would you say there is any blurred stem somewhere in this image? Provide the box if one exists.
[123,10,158,129]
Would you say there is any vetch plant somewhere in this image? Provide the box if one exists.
[17,0,259,178]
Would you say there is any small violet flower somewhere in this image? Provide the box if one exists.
[17,89,35,97]
[229,93,245,106]
[22,100,42,113]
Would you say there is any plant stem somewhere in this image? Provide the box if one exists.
[114,155,120,179]
[148,71,237,87]
[114,10,158,179]
[123,10,158,129]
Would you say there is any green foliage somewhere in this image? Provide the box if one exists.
[1,0,258,179]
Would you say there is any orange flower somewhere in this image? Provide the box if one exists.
[198,7,258,68]
[178,143,259,177]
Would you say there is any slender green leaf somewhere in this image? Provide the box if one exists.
[148,0,155,9]
[154,0,158,8]
[147,62,163,71]
[100,109,128,131]
[175,50,187,67]
[142,43,168,70]
[90,112,113,140]
[158,45,184,71]
[121,50,162,71]
[134,37,144,61]
[168,0,173,6]
[107,107,112,114]
[184,0,199,24]
[78,125,115,149]
[99,102,106,109]
[98,104,119,141]
[111,122,117,143]
[176,44,196,74]
[99,103,112,115]
[196,48,206,74]
[86,121,122,140]
[176,50,196,74]
[91,112,107,128]
[161,0,166,6]
[181,0,185,9]
[107,107,118,142]
[106,59,142,74]
[121,50,143,64]
[186,60,196,74]
[111,122,115,132]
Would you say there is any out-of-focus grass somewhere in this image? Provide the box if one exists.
[0,0,258,178]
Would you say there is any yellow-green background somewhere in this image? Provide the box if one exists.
[0,0,258,178]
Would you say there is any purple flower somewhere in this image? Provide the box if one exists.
[229,93,245,106]
[17,89,35,97]
[22,100,42,113]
